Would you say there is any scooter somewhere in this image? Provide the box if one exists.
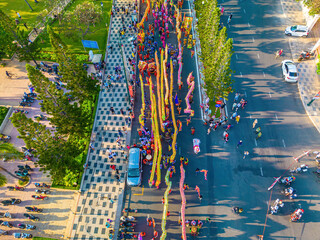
[7,185,24,191]
[0,212,12,218]
[34,183,50,188]
[278,176,295,185]
[23,213,40,221]
[270,199,284,215]
[17,223,36,230]
[290,164,308,173]
[122,208,138,213]
[13,233,33,238]
[232,206,243,215]
[35,189,51,194]
[32,195,48,200]
[120,216,136,222]
[1,198,21,206]
[15,170,29,177]
[298,51,314,61]
[18,165,32,171]
[0,220,13,228]
[25,206,43,213]
[281,187,298,199]
[290,209,304,222]
[120,222,136,227]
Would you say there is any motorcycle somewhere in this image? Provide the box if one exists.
[281,187,298,199]
[7,185,24,191]
[15,170,30,177]
[34,183,50,188]
[23,213,40,221]
[13,233,33,239]
[120,216,136,222]
[17,223,36,230]
[32,195,48,200]
[1,198,21,206]
[118,233,138,239]
[120,222,136,227]
[290,209,304,222]
[122,208,138,213]
[25,206,43,213]
[278,176,295,185]
[119,227,135,233]
[0,220,13,228]
[270,199,284,215]
[290,164,308,173]
[18,165,32,171]
[35,189,51,194]
[14,109,28,114]
[0,134,11,142]
[0,212,12,218]
[34,114,46,120]
[232,206,243,215]
[298,51,314,61]
[19,101,31,107]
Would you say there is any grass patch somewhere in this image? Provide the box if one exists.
[0,173,7,187]
[0,0,47,30]
[37,0,112,56]
[209,101,221,118]
[18,176,29,186]
[51,183,79,190]
[0,106,9,125]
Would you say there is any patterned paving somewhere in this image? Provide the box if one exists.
[70,0,136,239]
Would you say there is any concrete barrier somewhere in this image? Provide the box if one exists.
[0,107,13,134]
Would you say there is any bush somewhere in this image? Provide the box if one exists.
[0,106,9,125]
[18,176,29,186]
[0,173,7,187]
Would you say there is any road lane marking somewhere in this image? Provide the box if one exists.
[252,37,255,42]
[263,72,266,77]
[133,186,144,196]
[243,9,246,14]
[240,72,243,77]
[282,139,286,148]
[257,53,260,59]
[248,22,250,27]
[275,114,278,120]
[260,167,264,177]
[236,54,238,59]
[254,139,257,146]
[269,92,272,98]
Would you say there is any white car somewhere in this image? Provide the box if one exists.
[285,25,309,37]
[281,60,298,82]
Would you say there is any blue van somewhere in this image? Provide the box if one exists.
[127,147,142,186]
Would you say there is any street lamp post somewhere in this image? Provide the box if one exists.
[24,0,34,11]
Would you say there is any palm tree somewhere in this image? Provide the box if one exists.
[0,143,23,160]
[0,143,23,186]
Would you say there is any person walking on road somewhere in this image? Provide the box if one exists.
[191,127,195,135]
[237,140,243,148]
[235,115,240,124]
[255,127,261,134]
[256,132,262,140]
[227,13,233,24]
[243,151,249,159]
[253,119,258,128]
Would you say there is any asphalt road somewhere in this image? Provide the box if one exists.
[124,0,320,239]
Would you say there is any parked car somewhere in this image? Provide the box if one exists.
[281,60,298,82]
[285,25,309,37]
[127,147,142,186]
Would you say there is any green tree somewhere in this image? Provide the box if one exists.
[10,112,82,183]
[301,0,320,15]
[63,1,103,39]
[26,64,91,137]
[0,10,40,66]
[0,143,23,160]
[47,26,99,103]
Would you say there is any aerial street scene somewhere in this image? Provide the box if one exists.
[0,0,320,239]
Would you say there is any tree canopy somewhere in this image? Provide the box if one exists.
[302,0,320,15]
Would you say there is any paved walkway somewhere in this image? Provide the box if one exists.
[70,0,135,239]
[281,0,320,133]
